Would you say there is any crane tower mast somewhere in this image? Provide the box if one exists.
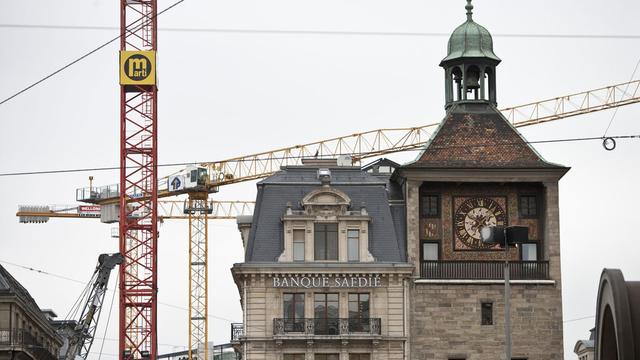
[119,0,158,359]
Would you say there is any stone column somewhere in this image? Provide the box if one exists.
[305,340,314,360]
[543,181,562,288]
[340,340,349,360]
[406,179,421,274]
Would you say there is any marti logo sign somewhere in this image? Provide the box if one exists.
[119,50,156,85]
[124,54,151,81]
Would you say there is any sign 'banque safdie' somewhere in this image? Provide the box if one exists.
[272,275,382,288]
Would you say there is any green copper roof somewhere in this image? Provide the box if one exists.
[441,0,501,64]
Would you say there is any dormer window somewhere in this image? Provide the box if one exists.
[293,229,305,262]
[348,229,360,261]
[280,185,374,263]
[314,223,338,260]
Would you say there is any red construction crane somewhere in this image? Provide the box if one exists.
[118,1,158,359]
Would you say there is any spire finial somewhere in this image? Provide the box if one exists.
[465,0,473,21]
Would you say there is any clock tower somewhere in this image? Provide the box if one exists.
[398,1,569,359]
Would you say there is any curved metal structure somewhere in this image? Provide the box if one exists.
[595,268,640,360]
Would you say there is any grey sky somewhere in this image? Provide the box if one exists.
[1,0,639,358]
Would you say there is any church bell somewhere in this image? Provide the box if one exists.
[464,70,480,90]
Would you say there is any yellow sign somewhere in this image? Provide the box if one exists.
[119,51,156,85]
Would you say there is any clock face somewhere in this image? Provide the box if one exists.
[454,197,506,249]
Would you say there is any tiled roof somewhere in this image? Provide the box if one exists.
[405,102,567,169]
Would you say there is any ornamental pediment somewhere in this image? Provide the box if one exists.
[301,187,351,208]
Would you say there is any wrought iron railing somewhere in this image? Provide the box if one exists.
[273,318,381,336]
[230,323,244,342]
[420,260,550,280]
[0,329,58,360]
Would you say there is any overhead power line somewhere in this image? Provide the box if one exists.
[0,220,598,326]
[1,23,640,39]
[0,259,239,323]
[0,15,637,107]
[0,0,185,107]
[0,134,638,178]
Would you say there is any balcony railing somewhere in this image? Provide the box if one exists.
[0,329,58,360]
[230,323,244,342]
[420,260,550,280]
[273,318,381,336]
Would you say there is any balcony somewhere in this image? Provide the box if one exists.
[0,329,58,360]
[230,323,244,342]
[273,318,381,337]
[420,260,550,280]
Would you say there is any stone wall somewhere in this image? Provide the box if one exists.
[410,283,564,360]
[235,270,411,360]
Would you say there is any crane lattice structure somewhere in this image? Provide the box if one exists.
[201,79,640,187]
[16,79,640,360]
[16,201,255,222]
[119,0,159,359]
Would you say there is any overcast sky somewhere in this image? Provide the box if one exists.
[1,1,639,359]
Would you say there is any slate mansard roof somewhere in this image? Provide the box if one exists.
[244,165,406,263]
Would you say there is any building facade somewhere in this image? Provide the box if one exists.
[399,2,567,359]
[232,160,412,360]
[233,2,569,359]
[573,328,594,360]
[0,265,63,360]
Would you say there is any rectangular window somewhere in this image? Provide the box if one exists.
[521,243,538,261]
[348,293,370,332]
[315,355,340,360]
[421,194,440,218]
[314,293,339,335]
[347,229,360,261]
[293,229,305,262]
[481,302,493,325]
[314,223,338,260]
[283,293,305,332]
[421,242,439,261]
[283,355,305,360]
[519,195,538,218]
[349,355,371,360]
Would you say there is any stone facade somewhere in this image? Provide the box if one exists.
[0,265,63,360]
[234,3,571,359]
[232,265,412,360]
[402,172,566,360]
[410,284,563,360]
[397,2,568,357]
[232,163,412,360]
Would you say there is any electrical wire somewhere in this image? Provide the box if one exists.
[0,0,185,107]
[564,315,595,323]
[1,23,640,39]
[0,134,638,178]
[602,57,640,137]
[0,258,87,284]
[0,259,240,323]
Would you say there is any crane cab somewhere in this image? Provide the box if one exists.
[167,166,210,193]
[184,166,209,189]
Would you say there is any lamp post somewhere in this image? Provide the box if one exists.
[480,225,529,360]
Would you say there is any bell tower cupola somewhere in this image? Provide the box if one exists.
[440,0,501,109]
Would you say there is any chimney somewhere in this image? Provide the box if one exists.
[236,215,253,249]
